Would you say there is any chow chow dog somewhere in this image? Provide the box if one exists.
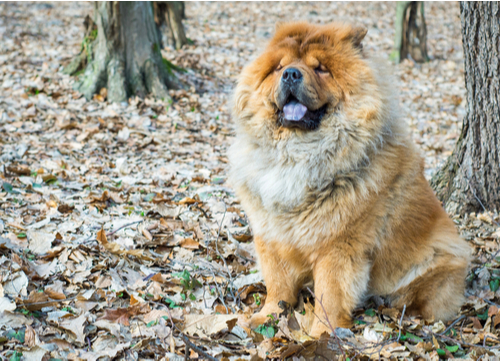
[229,22,470,338]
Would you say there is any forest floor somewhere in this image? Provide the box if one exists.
[1,2,500,360]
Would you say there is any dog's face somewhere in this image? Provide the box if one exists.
[234,22,373,136]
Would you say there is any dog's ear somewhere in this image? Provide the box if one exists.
[349,26,367,48]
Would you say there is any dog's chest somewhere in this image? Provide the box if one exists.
[251,160,308,213]
[235,142,319,214]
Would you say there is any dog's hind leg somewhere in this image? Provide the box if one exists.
[389,256,468,321]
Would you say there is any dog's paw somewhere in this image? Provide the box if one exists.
[309,322,332,339]
[248,311,274,329]
[236,314,253,334]
[236,312,272,335]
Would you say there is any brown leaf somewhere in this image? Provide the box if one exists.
[6,164,31,176]
[41,174,57,183]
[472,317,483,330]
[214,304,229,314]
[93,94,104,102]
[26,290,49,304]
[489,305,499,317]
[232,233,252,242]
[182,314,238,337]
[99,87,107,99]
[178,197,197,205]
[59,314,87,345]
[130,294,146,306]
[98,304,151,326]
[99,308,133,326]
[143,309,170,324]
[193,223,204,240]
[239,284,265,301]
[25,325,36,347]
[96,227,107,244]
[142,228,153,241]
[58,204,75,214]
[381,307,400,320]
[494,311,500,328]
[150,273,164,283]
[160,218,184,230]
[45,288,66,300]
[179,238,200,250]
[108,191,124,204]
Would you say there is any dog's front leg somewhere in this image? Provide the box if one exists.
[246,236,308,329]
[309,247,370,338]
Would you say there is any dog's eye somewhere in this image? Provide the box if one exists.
[315,64,328,74]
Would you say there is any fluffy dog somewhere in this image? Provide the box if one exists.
[229,22,470,338]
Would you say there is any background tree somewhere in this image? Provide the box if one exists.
[391,1,429,63]
[154,1,188,50]
[65,2,184,102]
[431,2,500,215]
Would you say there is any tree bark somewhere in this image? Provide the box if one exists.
[431,2,500,215]
[391,1,429,63]
[154,1,188,50]
[66,2,180,102]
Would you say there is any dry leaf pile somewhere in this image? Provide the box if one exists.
[0,2,499,360]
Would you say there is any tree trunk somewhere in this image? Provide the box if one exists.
[391,1,429,63]
[66,2,180,102]
[154,1,188,50]
[431,2,500,215]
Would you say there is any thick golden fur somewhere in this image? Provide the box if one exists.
[229,22,470,337]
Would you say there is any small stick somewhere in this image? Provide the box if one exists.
[161,302,218,361]
[438,315,467,336]
[213,206,240,309]
[19,296,77,308]
[107,220,143,236]
[396,304,406,342]
[180,334,218,361]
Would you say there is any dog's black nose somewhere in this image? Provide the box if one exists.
[282,68,302,84]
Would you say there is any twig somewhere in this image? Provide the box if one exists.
[213,205,240,310]
[234,251,256,264]
[161,301,218,361]
[482,298,500,308]
[184,341,190,361]
[396,304,406,342]
[126,350,137,361]
[136,321,143,339]
[107,220,143,236]
[19,296,77,308]
[438,315,467,336]
[9,255,19,296]
[180,334,218,361]
[307,287,346,359]
[455,155,500,227]
[459,316,466,345]
[424,326,500,350]
[210,269,229,314]
[469,184,500,227]
[190,202,209,219]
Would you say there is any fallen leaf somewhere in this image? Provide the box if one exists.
[179,237,200,250]
[59,314,87,345]
[27,230,54,254]
[182,314,238,337]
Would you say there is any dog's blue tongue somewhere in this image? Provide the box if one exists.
[283,100,307,121]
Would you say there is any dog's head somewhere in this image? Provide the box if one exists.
[234,22,387,139]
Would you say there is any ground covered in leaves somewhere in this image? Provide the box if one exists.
[1,2,500,360]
